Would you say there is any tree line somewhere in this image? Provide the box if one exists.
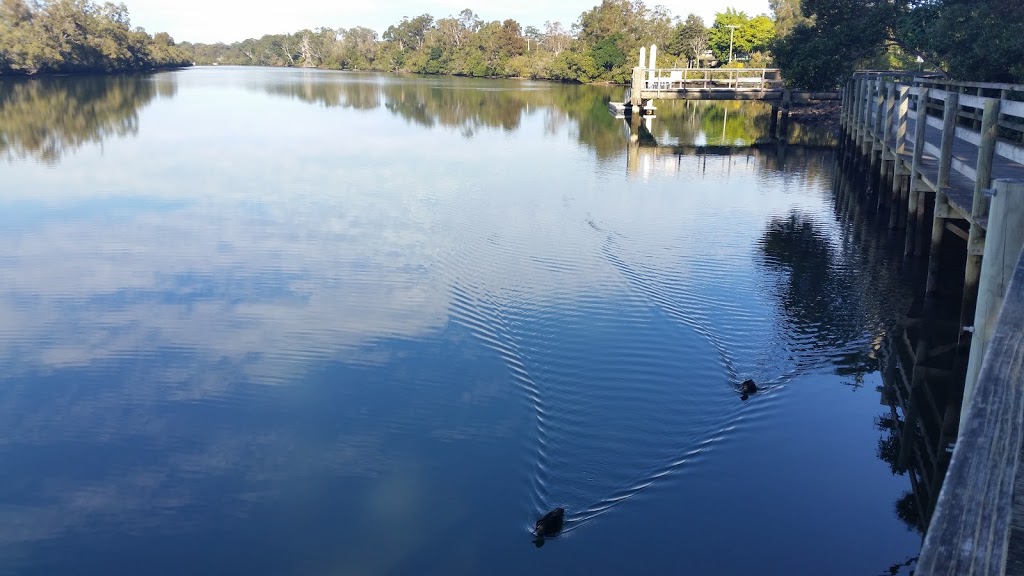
[0,0,191,75]
[2,0,1019,88]
[179,2,775,84]
[180,0,1023,88]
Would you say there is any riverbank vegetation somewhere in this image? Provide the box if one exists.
[180,0,1022,88]
[0,0,191,75]
[179,2,774,84]
[2,0,1019,87]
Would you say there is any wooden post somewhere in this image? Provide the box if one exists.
[937,92,959,190]
[962,178,1024,413]
[926,191,949,293]
[906,87,929,255]
[851,78,861,137]
[899,175,911,229]
[862,79,875,151]
[769,104,779,139]
[630,67,643,109]
[925,93,960,292]
[961,99,1002,329]
[841,82,850,129]
[874,81,886,140]
[778,91,791,141]
[896,86,909,153]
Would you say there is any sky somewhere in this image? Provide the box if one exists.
[124,0,773,44]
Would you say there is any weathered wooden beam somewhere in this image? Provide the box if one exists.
[938,92,960,190]
[630,67,643,108]
[927,190,950,293]
[962,99,1002,328]
[916,178,1024,576]
[896,86,910,153]
[964,179,1024,405]
[907,87,929,255]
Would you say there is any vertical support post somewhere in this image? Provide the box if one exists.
[874,81,885,140]
[906,87,928,255]
[880,82,897,214]
[937,92,959,190]
[924,93,960,292]
[960,99,1002,328]
[851,78,861,130]
[856,77,867,141]
[961,179,1024,415]
[896,86,909,153]
[862,79,874,149]
[883,82,896,145]
[840,81,850,129]
[778,91,792,141]
[769,104,779,139]
[630,67,643,109]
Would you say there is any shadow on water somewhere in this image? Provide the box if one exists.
[0,74,175,164]
[830,160,971,575]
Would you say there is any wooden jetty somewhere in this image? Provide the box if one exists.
[838,70,1024,575]
[612,45,839,140]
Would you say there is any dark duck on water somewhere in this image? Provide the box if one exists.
[533,507,565,547]
[740,379,758,400]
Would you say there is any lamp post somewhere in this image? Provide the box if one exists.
[726,24,739,64]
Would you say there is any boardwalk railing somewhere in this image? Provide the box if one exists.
[843,72,1024,574]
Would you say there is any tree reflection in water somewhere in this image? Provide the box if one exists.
[0,75,171,164]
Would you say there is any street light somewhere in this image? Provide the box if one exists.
[726,24,739,64]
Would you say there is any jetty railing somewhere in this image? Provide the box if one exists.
[843,71,1024,574]
[636,67,783,91]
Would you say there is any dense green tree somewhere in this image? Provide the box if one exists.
[668,14,709,67]
[774,0,1023,89]
[708,9,776,64]
[0,0,190,75]
[336,27,376,69]
[768,0,809,37]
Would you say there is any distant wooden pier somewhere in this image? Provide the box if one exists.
[612,45,839,140]
[838,71,1024,575]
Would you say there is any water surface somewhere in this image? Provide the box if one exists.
[2,68,920,575]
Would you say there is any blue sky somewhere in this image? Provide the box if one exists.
[126,0,772,44]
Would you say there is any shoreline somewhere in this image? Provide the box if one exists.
[788,100,842,137]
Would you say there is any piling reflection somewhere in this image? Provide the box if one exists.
[0,75,172,164]
[875,297,966,534]
[832,161,968,543]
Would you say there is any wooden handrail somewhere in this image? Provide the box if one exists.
[916,181,1024,575]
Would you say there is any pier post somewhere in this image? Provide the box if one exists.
[960,99,1001,328]
[937,92,959,191]
[862,79,875,154]
[896,86,909,153]
[630,67,643,110]
[926,93,960,293]
[962,178,1024,414]
[906,87,928,255]
[769,104,779,139]
[778,91,791,141]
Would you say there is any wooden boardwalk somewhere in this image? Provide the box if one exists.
[841,71,1024,575]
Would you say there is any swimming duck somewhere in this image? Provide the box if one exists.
[534,507,565,539]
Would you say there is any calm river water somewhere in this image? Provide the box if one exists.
[2,68,923,575]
